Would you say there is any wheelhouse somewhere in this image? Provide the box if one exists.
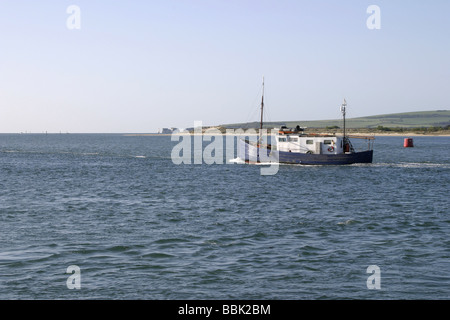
[275,133,344,154]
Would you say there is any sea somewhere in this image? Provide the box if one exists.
[0,133,449,300]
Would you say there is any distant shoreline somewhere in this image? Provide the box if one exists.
[124,132,450,137]
[1,132,447,137]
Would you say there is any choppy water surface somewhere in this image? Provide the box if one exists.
[0,134,449,299]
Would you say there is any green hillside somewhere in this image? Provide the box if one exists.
[221,110,450,130]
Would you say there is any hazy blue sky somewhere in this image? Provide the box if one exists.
[1,0,449,133]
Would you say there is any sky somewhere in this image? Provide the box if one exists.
[0,0,449,133]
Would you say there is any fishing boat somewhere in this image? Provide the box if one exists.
[238,80,374,165]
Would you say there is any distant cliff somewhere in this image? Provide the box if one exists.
[220,110,450,130]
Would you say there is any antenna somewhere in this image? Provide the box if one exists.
[259,76,264,144]
[340,98,347,138]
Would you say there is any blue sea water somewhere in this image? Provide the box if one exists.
[0,133,449,299]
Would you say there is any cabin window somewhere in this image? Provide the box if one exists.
[288,137,298,142]
[306,140,313,145]
[324,140,332,145]
[279,137,287,142]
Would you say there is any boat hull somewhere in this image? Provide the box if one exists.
[238,139,373,165]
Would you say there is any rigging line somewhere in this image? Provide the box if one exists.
[261,79,274,128]
[242,82,265,129]
[261,91,273,129]
[243,95,259,122]
[243,104,260,130]
[263,97,272,127]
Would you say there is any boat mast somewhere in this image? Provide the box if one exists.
[259,77,264,144]
[341,98,347,139]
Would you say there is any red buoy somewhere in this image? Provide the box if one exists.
[404,138,414,148]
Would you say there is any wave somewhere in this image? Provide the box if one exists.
[228,157,245,164]
[228,157,338,167]
[2,150,20,153]
[372,162,450,169]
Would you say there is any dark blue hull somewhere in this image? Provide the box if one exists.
[238,139,373,165]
